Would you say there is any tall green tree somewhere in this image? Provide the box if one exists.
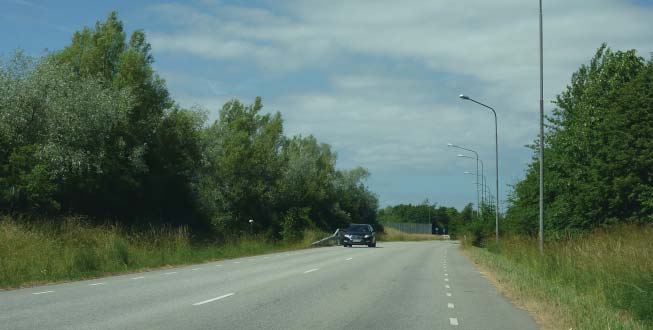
[506,45,653,235]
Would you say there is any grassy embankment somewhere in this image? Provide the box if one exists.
[0,216,327,289]
[463,225,652,330]
[378,227,440,241]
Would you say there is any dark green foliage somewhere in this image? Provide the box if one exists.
[505,45,653,235]
[0,12,379,241]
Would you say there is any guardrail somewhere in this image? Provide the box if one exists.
[311,229,343,246]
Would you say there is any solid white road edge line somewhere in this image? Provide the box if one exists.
[303,268,319,274]
[192,293,235,306]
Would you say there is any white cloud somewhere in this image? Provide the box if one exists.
[146,0,653,206]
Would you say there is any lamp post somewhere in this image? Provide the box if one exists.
[538,0,545,254]
[463,171,479,217]
[459,94,499,242]
[459,154,485,209]
[448,143,480,216]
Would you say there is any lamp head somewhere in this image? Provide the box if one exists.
[457,154,465,157]
[459,94,470,100]
[447,143,453,147]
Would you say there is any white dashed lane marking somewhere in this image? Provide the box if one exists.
[89,283,105,286]
[345,257,353,261]
[446,292,452,297]
[191,268,201,271]
[192,293,235,306]
[164,272,177,275]
[32,291,54,295]
[131,276,145,280]
[449,318,459,326]
[448,303,455,309]
[303,268,319,274]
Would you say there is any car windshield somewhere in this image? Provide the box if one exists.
[347,225,370,232]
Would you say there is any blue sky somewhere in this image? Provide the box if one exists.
[2,0,653,210]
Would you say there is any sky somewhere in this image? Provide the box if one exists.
[2,0,652,210]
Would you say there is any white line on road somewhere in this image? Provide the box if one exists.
[89,283,105,286]
[345,257,353,261]
[215,265,223,267]
[303,268,319,274]
[164,272,177,275]
[445,278,449,282]
[446,292,452,297]
[449,318,459,326]
[445,273,448,276]
[192,293,235,306]
[32,291,54,295]
[264,256,270,259]
[131,276,145,280]
[191,268,201,271]
[445,284,450,289]
[233,261,241,264]
[448,303,454,309]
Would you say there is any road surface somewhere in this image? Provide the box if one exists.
[0,241,537,330]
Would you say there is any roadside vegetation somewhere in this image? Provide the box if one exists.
[0,216,327,289]
[0,12,378,288]
[460,46,653,329]
[464,226,652,330]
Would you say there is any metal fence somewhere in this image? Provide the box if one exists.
[381,222,432,235]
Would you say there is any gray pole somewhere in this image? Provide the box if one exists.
[539,0,545,254]
[458,95,500,242]
[450,144,481,217]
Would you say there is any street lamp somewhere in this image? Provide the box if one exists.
[248,219,254,235]
[459,94,499,242]
[463,171,479,216]
[448,143,480,216]
[459,154,485,209]
[538,0,545,254]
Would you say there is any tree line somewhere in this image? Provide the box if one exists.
[0,12,379,241]
[504,44,653,237]
[378,202,476,236]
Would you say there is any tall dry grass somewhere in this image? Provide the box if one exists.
[0,216,327,289]
[464,225,653,330]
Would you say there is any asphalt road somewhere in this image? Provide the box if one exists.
[0,241,537,330]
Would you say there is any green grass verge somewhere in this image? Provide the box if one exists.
[0,216,327,289]
[463,225,652,330]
